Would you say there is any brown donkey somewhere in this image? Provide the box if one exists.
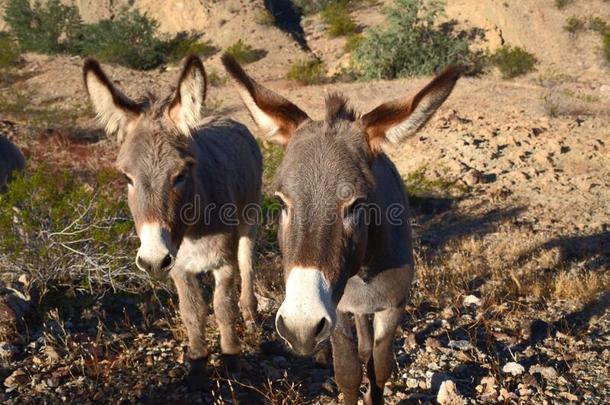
[83,56,262,385]
[223,54,460,404]
[0,135,25,191]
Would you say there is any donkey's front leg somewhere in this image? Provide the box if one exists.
[331,311,362,405]
[364,307,403,405]
[213,264,241,369]
[170,268,209,388]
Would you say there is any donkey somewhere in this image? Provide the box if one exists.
[83,56,262,385]
[223,54,460,404]
[0,134,25,191]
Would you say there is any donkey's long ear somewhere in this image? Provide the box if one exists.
[168,55,207,136]
[83,59,141,143]
[221,53,309,146]
[361,65,462,154]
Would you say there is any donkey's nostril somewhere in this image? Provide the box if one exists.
[314,317,331,342]
[136,255,152,272]
[161,254,175,270]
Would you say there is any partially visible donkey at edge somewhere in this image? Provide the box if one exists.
[0,134,25,191]
[223,54,460,404]
[83,56,262,386]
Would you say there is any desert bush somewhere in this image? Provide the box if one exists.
[286,58,326,84]
[255,9,276,26]
[225,40,264,64]
[5,0,81,54]
[344,33,364,53]
[292,0,333,15]
[603,28,610,62]
[0,166,144,294]
[554,0,573,9]
[351,0,478,79]
[0,32,20,68]
[4,0,217,70]
[321,2,357,37]
[587,16,609,34]
[490,45,538,79]
[72,10,170,70]
[164,32,218,62]
[564,15,586,34]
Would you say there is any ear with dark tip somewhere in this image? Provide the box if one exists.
[221,53,309,146]
[82,58,141,143]
[168,55,207,136]
[361,65,462,154]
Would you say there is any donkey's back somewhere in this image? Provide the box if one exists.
[0,135,25,189]
[192,117,262,211]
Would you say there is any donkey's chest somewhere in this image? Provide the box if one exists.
[174,235,232,274]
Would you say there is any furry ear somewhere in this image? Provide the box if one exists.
[168,55,207,136]
[221,53,309,146]
[83,59,141,143]
[361,65,462,154]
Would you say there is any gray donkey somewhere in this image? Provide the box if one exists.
[223,54,460,404]
[0,135,25,190]
[83,56,262,385]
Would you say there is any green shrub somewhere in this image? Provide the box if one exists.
[602,29,610,63]
[292,0,332,15]
[554,0,572,9]
[0,166,140,293]
[0,32,20,68]
[351,0,477,79]
[255,9,276,26]
[588,16,608,34]
[491,45,538,78]
[207,69,226,87]
[72,10,176,70]
[286,59,326,84]
[165,32,218,62]
[344,33,364,52]
[564,16,586,34]
[5,0,81,54]
[4,0,217,70]
[225,40,264,64]
[321,3,357,37]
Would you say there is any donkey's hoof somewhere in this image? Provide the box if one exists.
[220,354,242,376]
[184,356,209,391]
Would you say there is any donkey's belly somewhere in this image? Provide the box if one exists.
[337,265,414,314]
[174,235,233,274]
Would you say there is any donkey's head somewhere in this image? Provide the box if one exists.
[223,54,460,355]
[84,56,207,275]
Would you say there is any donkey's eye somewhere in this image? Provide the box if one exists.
[174,172,187,187]
[123,174,133,186]
[347,198,366,218]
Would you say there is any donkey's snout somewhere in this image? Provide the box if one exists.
[276,312,332,356]
[136,253,175,272]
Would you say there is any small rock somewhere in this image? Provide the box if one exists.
[425,337,441,351]
[463,169,482,186]
[559,391,578,402]
[437,380,465,405]
[529,365,557,380]
[448,340,473,351]
[4,369,30,388]
[463,295,482,307]
[406,378,419,388]
[503,362,525,376]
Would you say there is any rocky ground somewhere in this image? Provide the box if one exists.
[0,0,609,404]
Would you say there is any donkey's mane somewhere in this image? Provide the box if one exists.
[325,93,356,124]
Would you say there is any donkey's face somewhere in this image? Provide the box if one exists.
[223,54,460,355]
[84,57,207,275]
